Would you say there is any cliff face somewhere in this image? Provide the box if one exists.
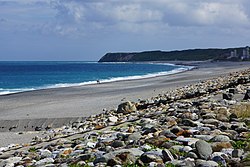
[98,53,136,62]
[98,47,248,62]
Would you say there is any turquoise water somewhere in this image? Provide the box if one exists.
[0,61,190,95]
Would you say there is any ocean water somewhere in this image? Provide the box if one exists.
[0,61,191,95]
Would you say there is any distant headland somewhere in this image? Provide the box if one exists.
[99,46,250,62]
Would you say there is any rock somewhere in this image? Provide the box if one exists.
[107,152,137,166]
[168,159,195,167]
[202,113,216,119]
[176,136,199,146]
[182,146,193,153]
[243,89,250,100]
[77,154,91,161]
[229,88,236,94]
[210,135,230,142]
[201,119,220,126]
[39,149,53,158]
[223,93,233,100]
[94,148,143,165]
[229,113,238,121]
[127,132,142,142]
[187,152,198,159]
[145,136,168,147]
[86,142,96,148]
[178,112,198,120]
[117,101,137,114]
[232,149,244,158]
[0,157,22,167]
[35,158,54,166]
[162,149,175,161]
[211,142,232,152]
[108,116,118,123]
[182,119,198,127]
[196,159,219,167]
[140,150,163,164]
[211,155,227,167]
[35,126,42,131]
[159,130,177,139]
[195,140,213,160]
[111,140,126,148]
[194,135,214,141]
[216,114,229,122]
[161,142,175,149]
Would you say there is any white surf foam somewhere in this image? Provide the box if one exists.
[0,65,194,96]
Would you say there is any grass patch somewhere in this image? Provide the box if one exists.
[165,163,176,167]
[169,148,187,157]
[230,103,250,118]
[232,140,248,149]
[28,147,37,152]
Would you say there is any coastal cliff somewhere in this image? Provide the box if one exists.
[99,47,250,62]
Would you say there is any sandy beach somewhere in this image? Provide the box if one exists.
[0,61,250,147]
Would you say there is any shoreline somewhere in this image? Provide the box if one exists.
[0,61,249,120]
[0,61,250,147]
[0,62,191,96]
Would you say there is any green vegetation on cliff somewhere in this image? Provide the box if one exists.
[99,47,249,62]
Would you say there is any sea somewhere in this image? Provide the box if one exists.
[0,61,192,95]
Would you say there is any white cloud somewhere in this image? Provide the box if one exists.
[1,0,250,38]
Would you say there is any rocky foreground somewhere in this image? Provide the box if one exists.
[1,68,250,167]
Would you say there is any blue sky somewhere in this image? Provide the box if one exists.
[0,0,250,61]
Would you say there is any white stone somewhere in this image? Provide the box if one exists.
[86,142,96,148]
[108,116,118,123]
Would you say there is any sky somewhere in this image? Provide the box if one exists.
[0,0,250,61]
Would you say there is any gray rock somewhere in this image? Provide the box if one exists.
[161,142,175,149]
[211,155,227,167]
[195,140,213,160]
[0,157,22,167]
[140,150,163,163]
[35,158,54,166]
[182,146,193,152]
[39,149,53,158]
[176,136,199,146]
[117,101,137,114]
[223,93,233,100]
[232,149,244,158]
[187,152,198,159]
[159,130,177,139]
[210,135,230,142]
[168,159,195,167]
[196,159,218,167]
[111,140,126,148]
[194,135,214,141]
[162,149,175,161]
[107,152,137,166]
[96,148,144,165]
[127,132,142,141]
[201,119,220,126]
[182,119,198,127]
[202,113,216,119]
